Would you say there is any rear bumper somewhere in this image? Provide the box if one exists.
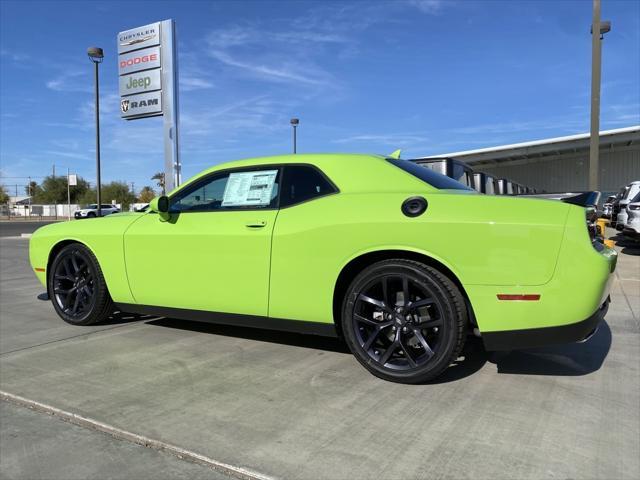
[482,298,609,351]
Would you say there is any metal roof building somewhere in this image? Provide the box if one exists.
[417,125,640,194]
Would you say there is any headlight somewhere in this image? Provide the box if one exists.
[629,205,640,211]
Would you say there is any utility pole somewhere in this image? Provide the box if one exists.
[290,118,299,154]
[589,0,611,190]
[67,168,71,221]
[52,164,57,219]
[88,47,104,217]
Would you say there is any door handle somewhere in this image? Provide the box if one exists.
[245,221,267,228]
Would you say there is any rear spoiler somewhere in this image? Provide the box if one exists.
[561,191,601,207]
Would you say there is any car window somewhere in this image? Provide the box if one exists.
[389,159,474,191]
[169,168,280,212]
[280,165,337,207]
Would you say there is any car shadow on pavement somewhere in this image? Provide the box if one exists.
[610,233,640,255]
[145,318,351,354]
[102,310,160,325]
[143,318,612,381]
[488,320,612,376]
[424,337,489,384]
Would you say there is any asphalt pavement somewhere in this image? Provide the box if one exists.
[0,220,61,238]
[0,232,638,480]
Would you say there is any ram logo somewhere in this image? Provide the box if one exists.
[121,99,130,113]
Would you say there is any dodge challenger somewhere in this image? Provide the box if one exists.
[29,154,617,383]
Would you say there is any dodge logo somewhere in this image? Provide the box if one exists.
[121,99,130,113]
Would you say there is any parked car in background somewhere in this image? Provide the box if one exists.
[611,186,629,228]
[623,192,640,240]
[412,157,476,190]
[602,195,617,218]
[614,181,640,231]
[74,204,120,219]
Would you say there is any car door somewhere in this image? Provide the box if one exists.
[123,166,281,317]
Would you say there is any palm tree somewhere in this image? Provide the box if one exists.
[151,172,166,195]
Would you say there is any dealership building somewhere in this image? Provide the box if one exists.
[419,125,640,195]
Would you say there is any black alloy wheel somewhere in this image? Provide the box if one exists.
[48,243,113,325]
[342,259,466,384]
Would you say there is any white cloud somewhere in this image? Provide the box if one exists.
[407,0,446,15]
[208,49,330,86]
[46,70,91,93]
[0,49,30,62]
[181,76,215,91]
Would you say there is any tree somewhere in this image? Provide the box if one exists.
[25,180,39,198]
[76,181,137,210]
[0,185,9,204]
[152,172,166,195]
[138,186,155,203]
[32,175,90,204]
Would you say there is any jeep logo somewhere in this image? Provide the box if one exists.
[125,75,152,90]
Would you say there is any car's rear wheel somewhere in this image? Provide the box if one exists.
[48,243,113,325]
[341,259,466,384]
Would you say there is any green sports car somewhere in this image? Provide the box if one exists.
[29,154,617,383]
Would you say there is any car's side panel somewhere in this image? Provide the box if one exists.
[122,210,278,316]
[268,192,569,324]
[28,214,141,304]
[467,206,616,333]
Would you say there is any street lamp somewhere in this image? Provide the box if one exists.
[588,0,611,190]
[290,118,299,154]
[87,47,104,217]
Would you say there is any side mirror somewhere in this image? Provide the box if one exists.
[149,196,170,220]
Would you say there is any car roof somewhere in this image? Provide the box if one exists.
[197,153,385,173]
[170,153,444,195]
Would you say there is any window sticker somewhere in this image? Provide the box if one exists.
[222,170,278,207]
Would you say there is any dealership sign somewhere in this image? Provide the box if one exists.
[119,69,162,96]
[117,19,181,191]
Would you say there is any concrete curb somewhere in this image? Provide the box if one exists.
[20,233,32,238]
[1,391,276,480]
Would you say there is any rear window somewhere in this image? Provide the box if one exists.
[387,159,474,191]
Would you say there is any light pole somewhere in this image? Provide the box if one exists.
[87,47,104,217]
[589,0,611,190]
[290,118,299,154]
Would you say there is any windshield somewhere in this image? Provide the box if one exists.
[388,159,474,191]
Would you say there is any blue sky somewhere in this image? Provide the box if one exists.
[1,0,639,191]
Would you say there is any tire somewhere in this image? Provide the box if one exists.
[48,243,113,325]
[341,259,466,384]
[87,212,96,218]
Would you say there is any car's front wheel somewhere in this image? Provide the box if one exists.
[342,259,466,384]
[48,243,113,325]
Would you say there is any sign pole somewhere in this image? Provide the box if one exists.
[161,19,180,191]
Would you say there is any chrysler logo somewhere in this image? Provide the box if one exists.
[120,34,156,46]
[121,99,130,113]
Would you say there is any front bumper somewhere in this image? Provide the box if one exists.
[482,298,609,351]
